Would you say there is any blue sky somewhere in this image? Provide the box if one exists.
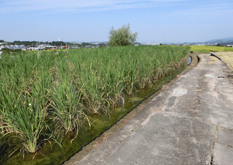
[0,0,233,43]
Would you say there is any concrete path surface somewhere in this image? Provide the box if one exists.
[74,54,233,165]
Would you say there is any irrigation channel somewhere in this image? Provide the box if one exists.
[0,49,195,165]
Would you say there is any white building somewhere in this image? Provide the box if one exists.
[0,45,4,50]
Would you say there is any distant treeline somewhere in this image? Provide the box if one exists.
[1,40,106,47]
[1,48,22,53]
[10,41,67,46]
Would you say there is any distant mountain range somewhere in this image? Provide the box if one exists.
[64,37,233,46]
[205,37,233,44]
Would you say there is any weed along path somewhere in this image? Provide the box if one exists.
[67,54,233,165]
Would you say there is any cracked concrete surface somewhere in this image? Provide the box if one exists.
[74,54,233,165]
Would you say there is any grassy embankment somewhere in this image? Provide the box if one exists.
[0,46,189,162]
[213,52,233,72]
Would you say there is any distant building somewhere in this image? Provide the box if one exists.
[18,45,26,51]
[45,46,57,50]
[71,45,79,49]
[58,46,70,49]
[38,44,47,50]
[0,45,4,50]
[4,45,26,50]
[84,45,92,48]
[27,47,35,50]
[196,44,206,46]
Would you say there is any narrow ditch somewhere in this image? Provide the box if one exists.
[61,54,200,165]
[210,53,223,62]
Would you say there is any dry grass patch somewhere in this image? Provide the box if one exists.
[214,52,233,71]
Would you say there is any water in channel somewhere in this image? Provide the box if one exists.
[1,64,187,165]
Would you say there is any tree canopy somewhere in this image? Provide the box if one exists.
[108,24,138,47]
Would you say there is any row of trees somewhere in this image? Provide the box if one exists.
[4,41,103,48]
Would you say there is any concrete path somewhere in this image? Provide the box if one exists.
[75,54,233,165]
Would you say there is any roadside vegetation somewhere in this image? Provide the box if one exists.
[0,45,189,163]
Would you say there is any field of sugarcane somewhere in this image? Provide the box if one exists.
[0,45,189,164]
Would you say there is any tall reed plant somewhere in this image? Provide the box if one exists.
[0,45,189,159]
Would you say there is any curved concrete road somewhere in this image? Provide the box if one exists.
[73,54,233,165]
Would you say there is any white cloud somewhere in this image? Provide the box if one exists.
[192,5,231,18]
[1,0,233,21]
[153,2,233,19]
[0,0,186,13]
